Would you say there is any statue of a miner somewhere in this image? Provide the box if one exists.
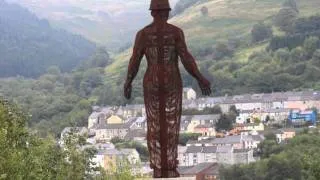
[124,0,211,178]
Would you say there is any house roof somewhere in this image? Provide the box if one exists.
[135,116,146,123]
[178,146,188,153]
[252,135,265,142]
[124,104,145,110]
[216,145,233,153]
[186,146,203,153]
[93,117,136,130]
[200,163,220,175]
[195,124,213,129]
[192,114,220,121]
[89,112,100,119]
[94,143,115,150]
[202,146,217,153]
[124,129,146,140]
[185,146,218,154]
[97,149,123,155]
[186,140,201,145]
[178,163,216,175]
[120,148,138,155]
[212,135,242,144]
[234,149,251,153]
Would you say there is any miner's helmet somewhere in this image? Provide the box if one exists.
[149,0,171,10]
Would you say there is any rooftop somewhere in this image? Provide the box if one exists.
[178,163,218,175]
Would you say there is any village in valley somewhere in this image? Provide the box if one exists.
[60,88,319,179]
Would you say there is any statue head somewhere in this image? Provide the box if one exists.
[150,0,171,21]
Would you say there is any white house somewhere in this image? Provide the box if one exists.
[183,87,197,100]
[120,148,141,165]
[180,145,254,167]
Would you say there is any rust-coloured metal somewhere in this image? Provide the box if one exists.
[124,1,211,178]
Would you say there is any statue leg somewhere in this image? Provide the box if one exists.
[160,88,182,178]
[144,89,162,178]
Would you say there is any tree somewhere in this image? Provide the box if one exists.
[265,115,270,123]
[216,114,233,131]
[213,42,233,60]
[303,36,319,58]
[294,15,320,34]
[229,105,238,116]
[290,46,307,62]
[283,0,299,13]
[203,105,223,115]
[275,48,291,62]
[265,153,302,180]
[81,47,111,69]
[221,133,320,180]
[179,133,202,146]
[253,117,261,124]
[0,98,100,179]
[46,66,61,75]
[251,23,273,43]
[312,49,320,66]
[274,7,298,33]
[200,6,208,16]
[258,139,283,158]
[80,69,103,96]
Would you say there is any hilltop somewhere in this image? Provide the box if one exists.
[0,1,96,77]
[5,0,179,50]
[105,0,320,101]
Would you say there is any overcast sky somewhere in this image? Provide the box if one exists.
[7,0,179,15]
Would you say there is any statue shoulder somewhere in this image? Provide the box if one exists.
[166,24,184,38]
[167,24,182,33]
[140,23,153,33]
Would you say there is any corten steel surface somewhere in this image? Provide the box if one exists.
[124,0,211,178]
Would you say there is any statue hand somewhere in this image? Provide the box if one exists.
[124,81,132,99]
[198,78,211,96]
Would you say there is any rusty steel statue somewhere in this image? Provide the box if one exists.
[124,0,211,178]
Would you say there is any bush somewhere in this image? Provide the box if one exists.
[251,23,273,43]
[274,7,298,33]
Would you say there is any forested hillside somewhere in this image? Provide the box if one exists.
[5,0,179,51]
[105,0,320,102]
[0,48,111,136]
[0,1,96,77]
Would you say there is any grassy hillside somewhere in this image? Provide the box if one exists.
[105,0,320,92]
[171,0,319,46]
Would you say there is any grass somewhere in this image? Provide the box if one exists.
[105,0,320,84]
[234,42,269,63]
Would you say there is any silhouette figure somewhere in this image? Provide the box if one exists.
[124,0,211,178]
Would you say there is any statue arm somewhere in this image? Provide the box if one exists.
[125,30,145,84]
[176,29,204,81]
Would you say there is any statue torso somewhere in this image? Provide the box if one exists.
[141,23,182,90]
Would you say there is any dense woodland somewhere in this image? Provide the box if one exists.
[0,1,96,77]
[0,47,111,136]
[220,130,320,180]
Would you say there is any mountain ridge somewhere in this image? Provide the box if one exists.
[0,0,96,77]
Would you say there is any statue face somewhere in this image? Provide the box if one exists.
[151,10,170,21]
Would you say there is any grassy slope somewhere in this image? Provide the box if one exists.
[105,0,320,87]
